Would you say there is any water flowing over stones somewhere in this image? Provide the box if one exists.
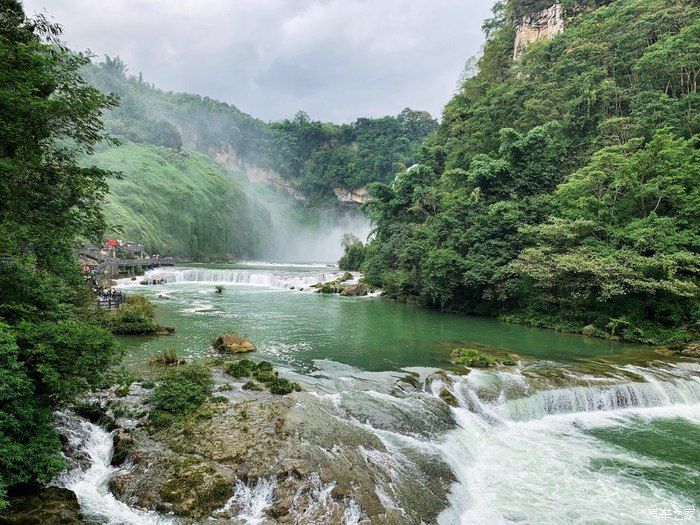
[48,358,700,524]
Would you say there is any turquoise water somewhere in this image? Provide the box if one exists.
[109,263,700,524]
[117,262,651,372]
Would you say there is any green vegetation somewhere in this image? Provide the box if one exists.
[224,359,300,395]
[89,142,271,259]
[359,0,699,346]
[84,58,437,213]
[148,348,185,367]
[101,295,168,335]
[0,3,121,506]
[451,348,497,368]
[338,234,367,271]
[225,359,256,378]
[150,364,213,427]
[270,109,437,204]
[268,377,294,395]
[450,348,518,367]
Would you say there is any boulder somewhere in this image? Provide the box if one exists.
[339,283,368,296]
[681,342,700,358]
[212,333,256,353]
[0,487,82,524]
[582,324,597,336]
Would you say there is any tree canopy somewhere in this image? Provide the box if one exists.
[0,3,120,505]
[358,0,699,346]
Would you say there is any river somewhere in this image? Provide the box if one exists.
[63,262,700,524]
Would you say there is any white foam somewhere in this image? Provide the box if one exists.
[123,266,347,291]
[53,415,173,525]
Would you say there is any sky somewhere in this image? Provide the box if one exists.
[22,0,493,123]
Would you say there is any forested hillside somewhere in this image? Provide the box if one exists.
[357,0,699,346]
[84,61,436,205]
[90,143,271,259]
[270,109,437,205]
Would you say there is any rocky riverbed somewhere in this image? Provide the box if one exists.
[36,363,456,524]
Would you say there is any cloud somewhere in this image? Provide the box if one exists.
[22,0,493,122]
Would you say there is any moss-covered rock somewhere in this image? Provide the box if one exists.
[451,348,497,367]
[158,455,233,519]
[438,388,459,407]
[0,487,82,525]
[339,283,368,296]
[212,333,256,353]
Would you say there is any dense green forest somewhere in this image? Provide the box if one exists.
[0,2,120,506]
[84,60,437,206]
[354,0,699,346]
[270,109,437,205]
[91,143,271,259]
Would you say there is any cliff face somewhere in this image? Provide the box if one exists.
[208,144,307,202]
[513,3,565,59]
[332,186,369,205]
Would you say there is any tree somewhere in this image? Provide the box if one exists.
[360,0,700,345]
[0,4,120,505]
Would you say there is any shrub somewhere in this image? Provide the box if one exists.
[242,380,263,391]
[255,361,273,372]
[268,377,294,395]
[225,359,256,378]
[500,355,519,366]
[149,348,184,366]
[253,370,278,383]
[115,384,130,397]
[451,348,497,368]
[339,242,367,271]
[151,364,213,417]
[103,295,161,335]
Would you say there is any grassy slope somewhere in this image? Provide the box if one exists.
[91,142,271,259]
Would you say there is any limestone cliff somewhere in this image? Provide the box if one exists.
[513,3,565,60]
[332,186,369,205]
[208,144,306,201]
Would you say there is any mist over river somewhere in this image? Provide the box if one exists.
[64,262,699,524]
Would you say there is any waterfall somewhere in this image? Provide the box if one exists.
[432,364,700,525]
[490,374,700,422]
[126,267,348,290]
[53,414,174,525]
[217,477,277,525]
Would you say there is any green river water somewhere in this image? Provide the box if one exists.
[78,262,699,524]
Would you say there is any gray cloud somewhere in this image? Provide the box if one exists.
[22,0,493,122]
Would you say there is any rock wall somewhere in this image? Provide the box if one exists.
[332,186,369,205]
[208,145,306,201]
[513,3,565,60]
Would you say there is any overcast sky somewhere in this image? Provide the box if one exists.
[22,0,493,123]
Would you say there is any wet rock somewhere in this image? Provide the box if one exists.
[0,487,81,525]
[582,324,597,336]
[212,333,256,353]
[438,387,459,407]
[339,283,368,296]
[111,429,135,466]
[158,456,234,519]
[681,342,700,357]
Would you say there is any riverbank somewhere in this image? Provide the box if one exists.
[8,353,696,524]
[4,262,695,524]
